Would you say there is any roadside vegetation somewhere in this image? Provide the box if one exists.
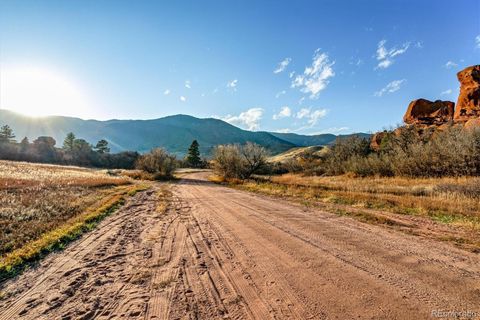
[0,125,139,169]
[211,127,480,250]
[0,160,146,280]
[281,126,480,177]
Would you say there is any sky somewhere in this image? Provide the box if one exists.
[0,0,479,135]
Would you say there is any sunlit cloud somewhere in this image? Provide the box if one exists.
[219,107,264,131]
[226,79,238,91]
[163,89,171,95]
[374,79,406,97]
[375,39,410,69]
[444,61,458,69]
[185,80,191,89]
[273,106,292,120]
[275,90,286,99]
[291,49,335,99]
[441,89,453,95]
[294,107,327,127]
[180,96,187,102]
[274,57,292,74]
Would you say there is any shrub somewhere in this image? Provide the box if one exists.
[213,142,267,179]
[135,148,177,179]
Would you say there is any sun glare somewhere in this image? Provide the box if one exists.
[0,66,93,118]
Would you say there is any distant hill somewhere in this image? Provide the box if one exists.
[270,132,371,147]
[0,109,369,156]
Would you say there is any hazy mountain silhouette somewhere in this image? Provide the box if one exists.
[0,109,368,156]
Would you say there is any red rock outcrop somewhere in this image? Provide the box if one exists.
[454,65,480,122]
[403,99,454,126]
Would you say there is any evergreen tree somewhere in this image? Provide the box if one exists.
[185,140,201,168]
[95,139,110,154]
[63,132,76,151]
[20,137,30,153]
[0,125,15,143]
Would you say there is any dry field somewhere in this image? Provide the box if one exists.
[0,160,143,279]
[226,173,480,251]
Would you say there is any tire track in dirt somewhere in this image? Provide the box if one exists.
[0,173,479,319]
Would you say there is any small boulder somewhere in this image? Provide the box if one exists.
[403,98,454,125]
[370,131,387,151]
[454,65,480,122]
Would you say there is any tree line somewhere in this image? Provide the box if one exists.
[0,125,139,169]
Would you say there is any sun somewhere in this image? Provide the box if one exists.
[0,65,93,118]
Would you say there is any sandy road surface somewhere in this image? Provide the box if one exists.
[0,172,479,319]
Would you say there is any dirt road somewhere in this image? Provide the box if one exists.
[0,172,479,319]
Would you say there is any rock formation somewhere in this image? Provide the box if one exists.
[371,64,480,150]
[454,65,480,122]
[403,99,454,126]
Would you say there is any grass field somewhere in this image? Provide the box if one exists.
[219,173,480,251]
[0,160,146,279]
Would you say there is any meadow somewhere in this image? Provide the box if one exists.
[0,160,143,279]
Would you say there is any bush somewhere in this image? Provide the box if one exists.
[213,142,267,179]
[135,148,177,179]
[290,126,480,178]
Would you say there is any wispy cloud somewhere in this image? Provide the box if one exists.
[291,49,335,99]
[374,79,406,97]
[274,128,291,133]
[180,96,187,102]
[441,89,453,95]
[272,106,292,120]
[476,35,480,49]
[226,79,238,91]
[295,107,328,127]
[163,89,170,95]
[375,39,410,69]
[444,61,458,69]
[312,127,350,134]
[274,58,292,74]
[275,90,286,98]
[220,108,263,131]
[185,80,191,89]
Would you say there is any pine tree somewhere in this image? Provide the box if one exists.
[185,140,201,168]
[95,139,110,154]
[63,132,76,151]
[0,125,15,143]
[20,137,30,152]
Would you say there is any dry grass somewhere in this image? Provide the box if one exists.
[0,160,140,278]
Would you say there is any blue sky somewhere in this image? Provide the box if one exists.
[0,0,479,134]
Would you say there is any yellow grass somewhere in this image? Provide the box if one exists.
[0,160,146,280]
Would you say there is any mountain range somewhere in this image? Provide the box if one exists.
[0,109,369,156]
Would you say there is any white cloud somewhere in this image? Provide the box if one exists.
[476,35,480,49]
[180,96,187,102]
[273,106,292,120]
[375,39,410,69]
[291,49,335,99]
[274,58,292,74]
[307,109,328,126]
[296,108,310,119]
[289,71,295,78]
[226,79,238,91]
[275,128,291,133]
[441,89,453,95]
[185,80,191,89]
[221,108,263,131]
[294,107,327,127]
[275,90,286,98]
[374,79,406,97]
[312,127,350,134]
[163,89,170,95]
[444,61,458,69]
